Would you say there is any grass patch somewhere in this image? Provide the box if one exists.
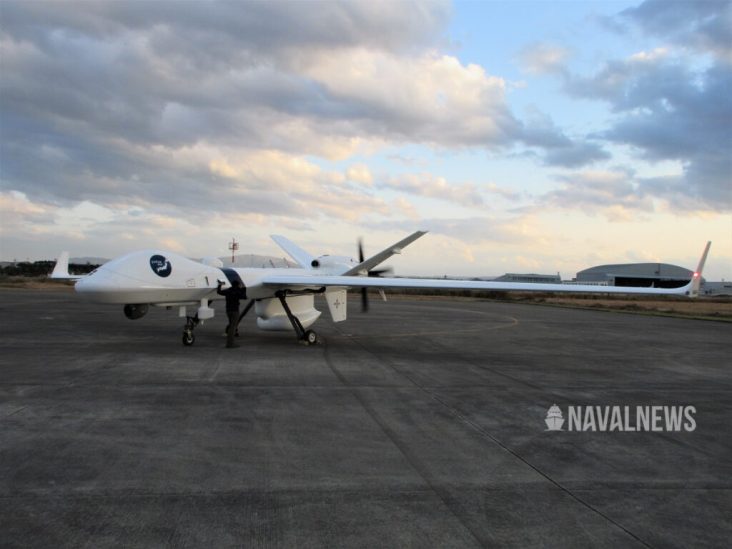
[0,275,75,289]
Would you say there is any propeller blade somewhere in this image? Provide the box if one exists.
[358,238,369,311]
[368,266,393,277]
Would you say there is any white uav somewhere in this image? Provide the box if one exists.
[52,232,711,346]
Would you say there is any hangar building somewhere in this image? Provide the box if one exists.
[574,263,697,289]
[493,273,561,284]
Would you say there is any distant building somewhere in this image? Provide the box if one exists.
[575,263,697,289]
[703,282,732,297]
[494,273,561,284]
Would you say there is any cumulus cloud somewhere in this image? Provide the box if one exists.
[0,3,509,152]
[542,142,612,168]
[562,0,732,211]
[346,164,374,186]
[619,0,732,62]
[2,0,728,265]
[0,0,450,62]
[540,169,655,220]
[301,49,521,146]
[377,173,485,207]
[375,173,522,207]
[200,148,391,222]
[0,0,543,231]
[391,197,420,220]
[0,191,53,238]
[373,214,548,246]
[519,110,611,168]
[566,55,731,210]
[483,183,521,202]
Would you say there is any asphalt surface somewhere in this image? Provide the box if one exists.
[1,288,731,548]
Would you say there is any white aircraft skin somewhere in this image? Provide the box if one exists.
[52,232,711,346]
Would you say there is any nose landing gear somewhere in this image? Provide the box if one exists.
[182,315,199,346]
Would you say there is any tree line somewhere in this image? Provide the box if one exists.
[0,261,100,277]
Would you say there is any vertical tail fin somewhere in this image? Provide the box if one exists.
[51,251,70,279]
[270,235,315,269]
[688,241,711,298]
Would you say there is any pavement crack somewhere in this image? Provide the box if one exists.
[322,337,486,548]
[331,326,655,549]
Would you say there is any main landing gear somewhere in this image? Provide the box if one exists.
[225,299,256,338]
[275,290,319,345]
[181,299,256,346]
[238,299,255,327]
[181,293,321,347]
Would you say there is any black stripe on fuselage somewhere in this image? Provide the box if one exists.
[220,268,244,286]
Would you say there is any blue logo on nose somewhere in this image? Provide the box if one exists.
[150,255,172,277]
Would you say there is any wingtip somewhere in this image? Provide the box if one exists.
[687,240,712,297]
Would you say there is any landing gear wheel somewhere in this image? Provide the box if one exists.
[182,315,199,346]
[275,290,323,346]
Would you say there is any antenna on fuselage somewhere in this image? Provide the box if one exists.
[228,237,239,264]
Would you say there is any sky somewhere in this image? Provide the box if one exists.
[1,0,730,279]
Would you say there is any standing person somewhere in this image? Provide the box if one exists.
[217,280,247,348]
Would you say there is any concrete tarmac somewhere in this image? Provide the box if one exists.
[1,288,731,548]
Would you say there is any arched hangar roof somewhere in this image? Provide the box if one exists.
[577,263,693,281]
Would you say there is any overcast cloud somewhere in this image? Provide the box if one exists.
[1,0,514,210]
[562,0,732,212]
[0,0,617,216]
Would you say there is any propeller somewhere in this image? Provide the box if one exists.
[358,239,368,312]
[357,238,392,312]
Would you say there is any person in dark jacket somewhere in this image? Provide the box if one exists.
[217,280,247,348]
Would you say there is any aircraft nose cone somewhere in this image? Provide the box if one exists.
[75,269,118,297]
[74,274,96,296]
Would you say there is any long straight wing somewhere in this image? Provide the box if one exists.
[261,274,695,296]
[262,241,711,298]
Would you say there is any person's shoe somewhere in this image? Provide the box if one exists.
[226,344,240,349]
